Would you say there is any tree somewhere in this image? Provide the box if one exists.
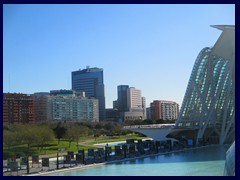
[112,123,122,136]
[64,123,88,148]
[35,125,55,152]
[143,119,156,124]
[95,122,104,129]
[64,127,75,148]
[156,119,165,124]
[124,119,143,125]
[53,123,67,144]
[3,130,19,149]
[73,125,88,148]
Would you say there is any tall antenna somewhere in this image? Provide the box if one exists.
[68,74,70,90]
[8,73,11,93]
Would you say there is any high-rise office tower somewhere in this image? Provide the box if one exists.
[117,85,129,112]
[72,67,105,120]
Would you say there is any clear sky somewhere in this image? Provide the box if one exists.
[3,4,235,108]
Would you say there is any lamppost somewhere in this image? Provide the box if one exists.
[58,148,65,169]
[56,152,59,169]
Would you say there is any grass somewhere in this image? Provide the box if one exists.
[88,134,149,145]
[3,133,147,159]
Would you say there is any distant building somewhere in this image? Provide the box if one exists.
[115,86,145,122]
[127,87,142,111]
[113,100,118,109]
[120,111,144,121]
[142,97,147,120]
[72,66,105,120]
[3,93,35,124]
[32,90,99,123]
[117,85,129,112]
[32,92,49,123]
[47,90,99,122]
[50,89,85,97]
[150,100,179,120]
[146,107,151,119]
[105,108,120,122]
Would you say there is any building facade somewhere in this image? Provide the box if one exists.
[105,108,121,122]
[32,92,49,123]
[120,111,144,121]
[117,85,129,112]
[47,90,99,122]
[3,93,35,124]
[127,87,142,110]
[142,97,147,120]
[31,90,99,123]
[72,67,105,120]
[146,107,151,119]
[150,100,179,120]
[115,86,145,122]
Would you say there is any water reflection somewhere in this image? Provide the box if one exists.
[48,145,228,176]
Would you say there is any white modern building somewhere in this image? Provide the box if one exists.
[33,90,99,122]
[173,25,235,145]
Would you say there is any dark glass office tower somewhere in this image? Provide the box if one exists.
[72,67,105,120]
[117,85,129,112]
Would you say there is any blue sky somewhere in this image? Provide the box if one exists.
[3,4,235,108]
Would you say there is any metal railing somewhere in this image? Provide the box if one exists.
[123,124,175,129]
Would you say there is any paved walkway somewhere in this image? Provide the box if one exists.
[3,154,77,176]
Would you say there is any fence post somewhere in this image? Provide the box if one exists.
[57,153,59,169]
[26,156,30,174]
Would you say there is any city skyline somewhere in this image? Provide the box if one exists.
[3,4,235,108]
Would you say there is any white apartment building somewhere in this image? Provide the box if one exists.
[48,96,99,122]
[33,90,99,123]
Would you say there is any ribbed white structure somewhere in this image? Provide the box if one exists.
[123,26,235,146]
[175,25,235,144]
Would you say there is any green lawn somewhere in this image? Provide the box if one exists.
[88,134,149,145]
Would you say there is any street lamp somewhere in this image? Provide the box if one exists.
[58,148,65,169]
